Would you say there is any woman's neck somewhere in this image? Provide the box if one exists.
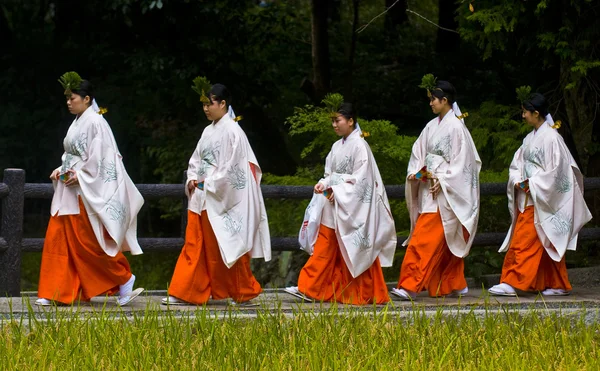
[438,106,451,121]
[533,119,545,131]
[213,113,226,123]
[342,127,356,140]
[75,106,89,120]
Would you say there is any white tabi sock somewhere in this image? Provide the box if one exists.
[119,274,135,298]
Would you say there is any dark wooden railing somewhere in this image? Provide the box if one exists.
[1,168,599,296]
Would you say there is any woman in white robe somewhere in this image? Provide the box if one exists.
[489,93,592,296]
[163,81,270,306]
[36,72,144,306]
[286,102,397,305]
[392,80,481,300]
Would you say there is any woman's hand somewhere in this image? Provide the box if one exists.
[314,182,325,194]
[429,177,441,199]
[324,188,334,203]
[50,169,60,181]
[187,180,198,194]
[407,174,416,181]
[64,169,79,187]
[516,179,530,193]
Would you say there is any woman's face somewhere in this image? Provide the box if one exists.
[522,107,541,127]
[203,97,226,121]
[429,96,447,115]
[332,114,354,137]
[66,93,90,115]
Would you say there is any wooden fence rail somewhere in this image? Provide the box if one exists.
[1,168,599,296]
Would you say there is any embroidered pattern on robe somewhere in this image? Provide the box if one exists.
[298,128,397,278]
[50,106,144,256]
[499,122,592,261]
[404,110,482,258]
[186,114,271,267]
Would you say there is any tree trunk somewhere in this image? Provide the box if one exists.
[310,0,331,102]
[329,0,342,22]
[436,0,459,53]
[585,92,600,240]
[561,61,600,238]
[561,62,594,173]
[344,0,360,101]
[0,3,13,42]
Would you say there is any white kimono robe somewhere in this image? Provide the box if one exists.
[186,114,271,267]
[299,128,397,278]
[404,110,481,258]
[50,106,144,256]
[499,122,592,261]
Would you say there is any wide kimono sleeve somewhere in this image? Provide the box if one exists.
[297,146,334,255]
[75,118,144,256]
[186,141,202,185]
[425,117,481,258]
[204,124,271,266]
[298,193,326,255]
[184,137,205,210]
[298,145,334,255]
[204,128,245,206]
[437,124,481,234]
[528,134,592,261]
[507,145,525,216]
[331,141,397,277]
[318,151,334,188]
[499,145,525,252]
[403,128,428,246]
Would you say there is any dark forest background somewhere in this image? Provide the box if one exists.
[1,0,599,289]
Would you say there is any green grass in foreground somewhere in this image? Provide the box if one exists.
[1,304,599,370]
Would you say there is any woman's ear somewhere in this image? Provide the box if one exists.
[83,95,91,105]
[220,100,227,110]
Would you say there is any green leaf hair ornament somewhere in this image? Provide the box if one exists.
[191,76,212,103]
[322,93,344,119]
[58,71,83,96]
[419,73,438,98]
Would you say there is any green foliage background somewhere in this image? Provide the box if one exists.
[3,0,599,289]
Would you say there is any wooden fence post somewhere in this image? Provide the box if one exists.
[0,169,25,297]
